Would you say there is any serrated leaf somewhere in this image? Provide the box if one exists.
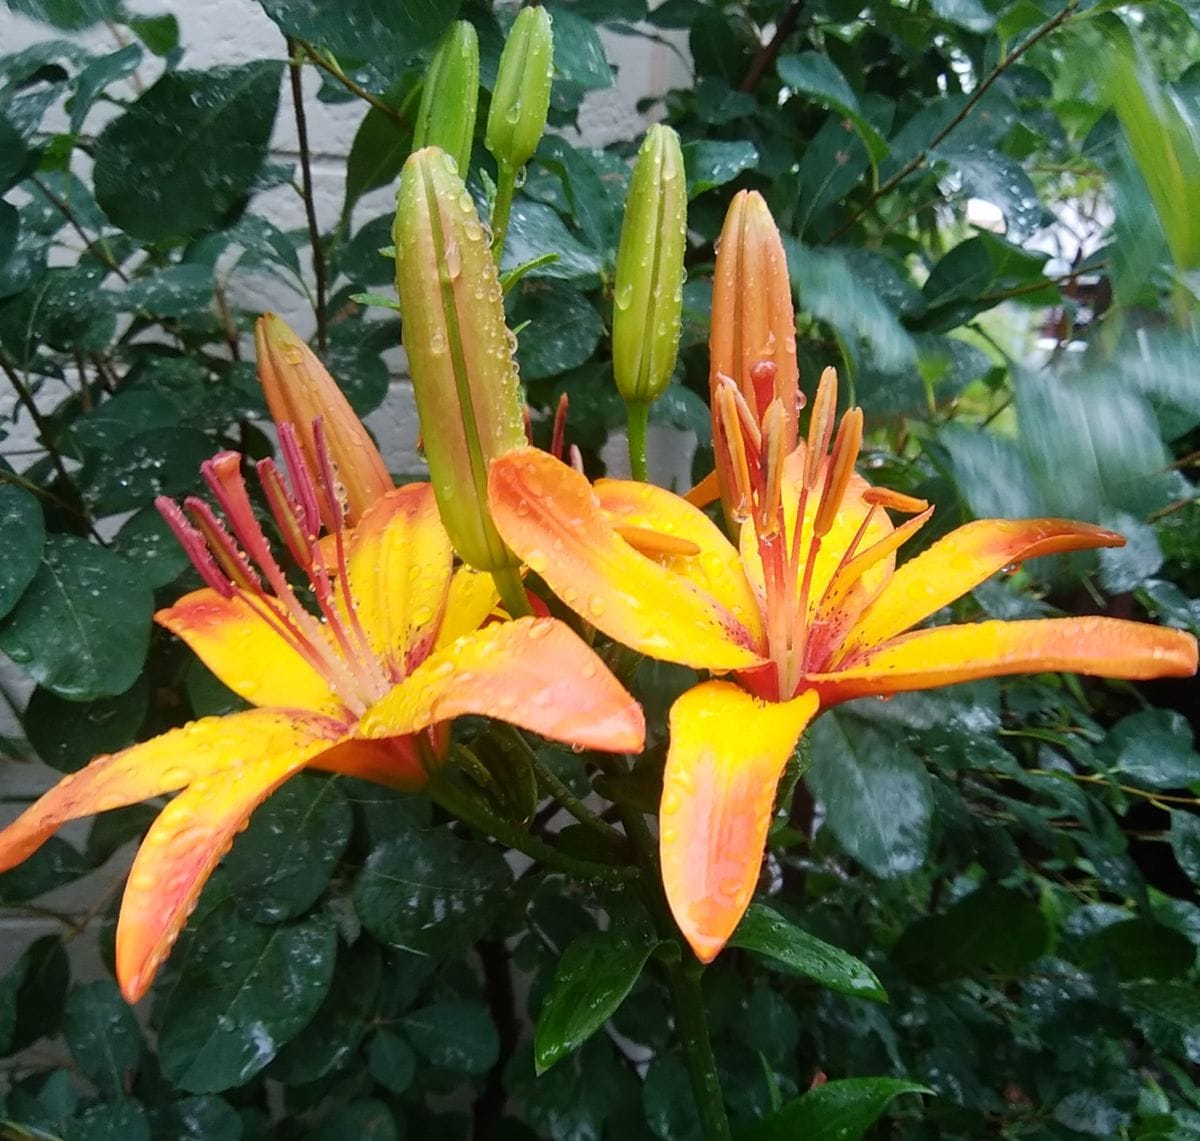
[0,535,152,700]
[534,929,658,1072]
[728,904,887,1001]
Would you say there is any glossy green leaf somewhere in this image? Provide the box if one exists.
[892,884,1050,981]
[158,909,337,1093]
[67,44,142,133]
[511,279,603,380]
[930,0,994,32]
[342,85,414,221]
[920,233,1055,330]
[309,1099,399,1141]
[934,145,1050,241]
[729,904,887,1002]
[1077,918,1195,980]
[682,139,758,198]
[64,1100,150,1141]
[741,1078,929,1141]
[550,8,613,92]
[807,716,933,877]
[1171,811,1200,886]
[123,264,214,318]
[0,479,43,620]
[0,536,152,700]
[534,929,658,1073]
[643,1053,701,1141]
[777,52,888,164]
[402,999,499,1073]
[63,981,142,1099]
[259,0,459,63]
[112,505,192,589]
[5,0,119,30]
[127,13,179,56]
[82,428,216,514]
[367,1028,417,1094]
[24,676,148,773]
[501,199,603,284]
[223,774,353,923]
[93,62,283,242]
[353,826,512,955]
[1106,709,1200,789]
[144,1096,243,1140]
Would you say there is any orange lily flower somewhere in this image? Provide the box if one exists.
[0,427,644,1003]
[488,196,1198,964]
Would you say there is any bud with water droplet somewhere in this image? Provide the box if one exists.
[485,6,553,173]
[612,124,687,413]
[254,313,392,526]
[394,147,526,588]
[412,20,479,179]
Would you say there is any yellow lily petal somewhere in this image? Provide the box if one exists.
[358,616,645,753]
[0,710,345,877]
[309,737,431,790]
[661,681,819,963]
[838,518,1126,661]
[115,731,342,1002]
[436,566,501,650]
[595,478,765,646]
[812,616,1199,705]
[342,484,453,677]
[489,448,763,671]
[157,589,342,716]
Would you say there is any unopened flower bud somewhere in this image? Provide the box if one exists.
[612,124,687,407]
[485,6,553,173]
[710,191,800,522]
[254,314,392,527]
[394,146,526,574]
[413,20,479,179]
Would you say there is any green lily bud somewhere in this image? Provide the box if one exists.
[612,124,687,407]
[413,20,479,179]
[394,146,526,576]
[485,5,554,173]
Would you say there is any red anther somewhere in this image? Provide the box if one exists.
[182,497,261,594]
[256,458,315,573]
[551,393,569,461]
[311,418,347,534]
[277,422,321,536]
[155,496,235,598]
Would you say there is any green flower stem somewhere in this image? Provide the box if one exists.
[433,763,630,884]
[491,162,519,267]
[499,725,627,844]
[619,803,731,1141]
[627,400,650,482]
[492,563,532,617]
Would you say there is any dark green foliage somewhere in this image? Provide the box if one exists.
[1,0,1198,1137]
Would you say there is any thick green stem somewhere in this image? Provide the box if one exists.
[619,804,731,1141]
[627,400,650,482]
[492,563,532,617]
[491,162,519,266]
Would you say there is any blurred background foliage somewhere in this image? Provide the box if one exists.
[0,0,1198,1137]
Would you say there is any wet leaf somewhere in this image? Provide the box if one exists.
[24,675,149,773]
[0,478,44,620]
[82,427,215,514]
[0,536,152,700]
[64,1100,150,1141]
[740,1077,929,1141]
[777,52,888,163]
[223,775,353,923]
[367,1028,417,1094]
[63,980,142,1099]
[353,825,512,955]
[511,279,603,380]
[682,139,758,197]
[729,904,887,1002]
[402,998,499,1073]
[93,62,283,242]
[1077,918,1195,980]
[1106,708,1200,789]
[259,0,459,64]
[122,264,214,318]
[534,929,658,1072]
[158,908,337,1093]
[807,715,933,877]
[1172,812,1200,886]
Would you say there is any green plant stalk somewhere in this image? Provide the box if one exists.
[627,401,650,482]
[491,161,519,267]
[492,562,532,618]
[620,803,731,1141]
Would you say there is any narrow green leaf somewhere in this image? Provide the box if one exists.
[534,929,658,1073]
[739,1077,929,1141]
[777,53,888,164]
[729,904,886,1002]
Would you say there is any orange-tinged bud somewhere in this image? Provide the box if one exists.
[254,314,392,526]
[709,190,799,522]
[394,146,526,574]
[612,124,687,406]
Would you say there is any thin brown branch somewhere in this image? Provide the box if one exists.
[299,42,409,127]
[30,174,129,281]
[740,0,806,93]
[288,37,328,351]
[0,349,80,498]
[831,0,1080,240]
